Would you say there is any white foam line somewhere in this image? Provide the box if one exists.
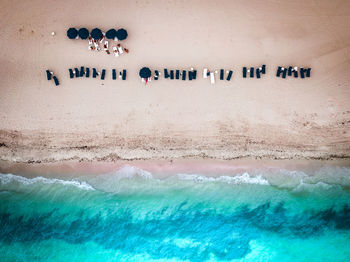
[0,173,94,191]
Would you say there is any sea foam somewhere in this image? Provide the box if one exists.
[0,173,94,191]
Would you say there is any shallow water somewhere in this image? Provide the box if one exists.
[1,165,350,261]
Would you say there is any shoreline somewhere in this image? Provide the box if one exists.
[1,158,349,177]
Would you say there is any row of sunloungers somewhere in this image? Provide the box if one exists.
[69,67,127,80]
[203,68,234,84]
[242,65,266,78]
[46,70,59,86]
[276,66,311,78]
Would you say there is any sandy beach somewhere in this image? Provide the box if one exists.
[0,0,350,165]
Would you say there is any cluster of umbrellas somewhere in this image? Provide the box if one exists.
[67,27,128,41]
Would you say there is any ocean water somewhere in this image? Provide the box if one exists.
[0,165,350,261]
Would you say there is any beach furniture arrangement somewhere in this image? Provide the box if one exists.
[139,67,152,85]
[68,67,127,81]
[276,66,311,78]
[45,70,59,86]
[67,27,129,57]
[243,65,266,78]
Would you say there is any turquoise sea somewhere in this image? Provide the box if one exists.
[0,165,350,261]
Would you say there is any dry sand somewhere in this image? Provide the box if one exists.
[0,0,350,164]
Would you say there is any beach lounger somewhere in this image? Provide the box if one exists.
[122,70,126,80]
[250,67,254,78]
[203,68,208,78]
[53,76,59,86]
[80,66,85,77]
[104,41,108,50]
[306,68,311,77]
[276,66,282,77]
[175,70,180,79]
[226,70,233,81]
[164,69,170,79]
[300,68,305,78]
[112,47,119,57]
[92,68,98,78]
[288,66,293,76]
[210,72,215,84]
[154,70,159,80]
[74,68,80,78]
[282,68,287,78]
[192,70,197,79]
[220,69,224,80]
[182,70,186,80]
[85,68,90,78]
[189,71,193,81]
[261,65,266,74]
[243,67,247,78]
[101,69,106,80]
[46,70,52,80]
[117,44,124,54]
[69,69,74,78]
[294,69,298,78]
[112,69,117,80]
[88,37,93,45]
[170,70,174,79]
[256,68,261,79]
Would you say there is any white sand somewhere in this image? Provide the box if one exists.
[0,0,349,163]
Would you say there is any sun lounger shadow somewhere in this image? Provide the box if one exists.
[164,69,170,79]
[101,69,106,80]
[112,69,117,80]
[46,70,52,80]
[182,70,186,80]
[226,70,233,81]
[220,69,224,80]
[53,76,59,86]
[74,68,80,78]
[69,69,74,79]
[80,67,85,77]
[92,68,98,78]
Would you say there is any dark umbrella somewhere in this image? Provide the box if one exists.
[78,28,89,39]
[116,28,128,41]
[91,28,103,39]
[106,29,116,39]
[67,27,78,39]
[139,67,152,78]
